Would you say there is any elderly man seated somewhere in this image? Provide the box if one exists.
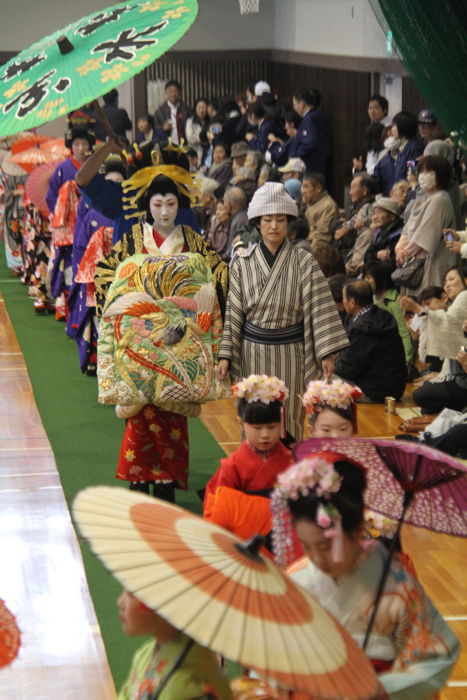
[302,173,339,245]
[334,279,407,402]
[332,173,374,261]
[363,197,403,268]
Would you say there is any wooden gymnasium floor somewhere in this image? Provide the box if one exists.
[0,292,466,698]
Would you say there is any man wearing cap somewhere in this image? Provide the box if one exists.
[278,158,306,182]
[291,88,329,175]
[231,141,249,173]
[418,109,443,147]
[363,198,403,268]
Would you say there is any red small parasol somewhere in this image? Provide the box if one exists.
[0,599,21,668]
[7,146,58,173]
[41,137,69,161]
[25,160,60,216]
[10,132,51,155]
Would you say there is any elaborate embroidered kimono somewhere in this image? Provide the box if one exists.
[1,174,26,272]
[76,224,114,307]
[95,221,228,488]
[21,198,52,305]
[95,222,228,319]
[219,241,348,439]
[118,633,232,700]
[67,208,112,371]
[46,157,85,319]
[288,543,460,699]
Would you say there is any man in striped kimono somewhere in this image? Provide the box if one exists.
[217,182,349,442]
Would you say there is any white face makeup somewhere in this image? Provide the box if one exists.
[149,192,179,235]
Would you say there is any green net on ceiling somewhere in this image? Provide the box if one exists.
[369,0,467,145]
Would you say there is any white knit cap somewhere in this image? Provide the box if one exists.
[254,80,271,96]
[247,182,298,220]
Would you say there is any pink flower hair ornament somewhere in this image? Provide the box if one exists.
[302,379,362,415]
[271,455,346,568]
[232,374,289,404]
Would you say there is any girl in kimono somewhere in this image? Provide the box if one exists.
[217,182,348,442]
[95,167,228,502]
[203,375,292,534]
[117,589,232,700]
[302,378,361,438]
[45,112,95,320]
[271,454,460,700]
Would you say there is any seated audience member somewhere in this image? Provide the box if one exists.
[302,173,339,245]
[409,286,448,377]
[395,155,456,294]
[268,109,302,167]
[363,197,403,268]
[206,199,231,258]
[230,141,249,173]
[277,157,306,182]
[208,142,232,187]
[333,173,374,261]
[223,186,249,259]
[401,266,467,414]
[193,176,219,234]
[185,98,209,161]
[390,179,411,213]
[287,218,311,251]
[187,148,199,173]
[364,261,415,368]
[327,273,348,322]
[373,111,423,196]
[311,242,346,278]
[153,79,191,145]
[135,113,159,146]
[418,109,444,147]
[284,178,302,203]
[230,165,257,203]
[423,139,462,228]
[444,227,467,259]
[244,150,263,180]
[257,163,273,187]
[335,280,407,402]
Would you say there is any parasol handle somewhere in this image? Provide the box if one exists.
[92,100,121,145]
[362,490,414,651]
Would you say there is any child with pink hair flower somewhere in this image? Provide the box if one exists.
[302,378,362,438]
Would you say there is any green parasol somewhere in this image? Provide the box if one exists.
[0,0,198,137]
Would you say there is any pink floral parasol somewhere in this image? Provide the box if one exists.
[25,160,60,217]
[294,437,467,536]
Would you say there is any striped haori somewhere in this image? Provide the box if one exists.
[243,320,304,345]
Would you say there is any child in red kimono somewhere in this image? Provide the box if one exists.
[204,375,292,545]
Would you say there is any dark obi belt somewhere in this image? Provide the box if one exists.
[243,320,304,345]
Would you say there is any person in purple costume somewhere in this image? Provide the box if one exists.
[67,157,126,374]
[76,139,200,244]
[46,112,96,320]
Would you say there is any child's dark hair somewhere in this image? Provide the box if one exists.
[309,404,355,427]
[238,398,282,424]
[287,460,366,535]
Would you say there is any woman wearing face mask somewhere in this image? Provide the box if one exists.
[394,155,456,295]
[372,111,423,196]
